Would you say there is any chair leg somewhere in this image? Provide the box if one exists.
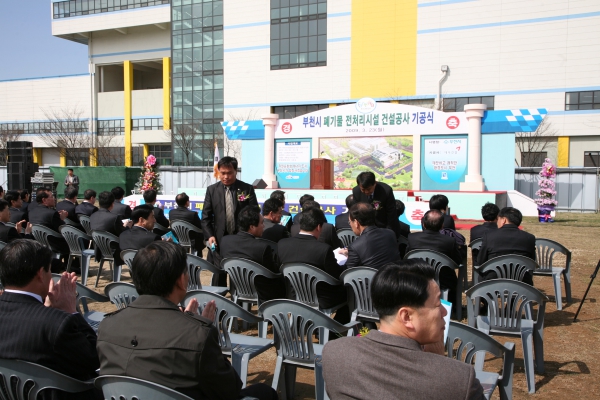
[113,262,122,283]
[95,259,105,288]
[231,348,251,388]
[474,350,486,371]
[284,364,297,400]
[258,321,268,339]
[66,255,73,273]
[564,270,572,303]
[241,302,249,331]
[271,356,284,395]
[81,254,91,286]
[533,324,545,374]
[521,327,536,393]
[552,272,562,310]
[314,356,329,400]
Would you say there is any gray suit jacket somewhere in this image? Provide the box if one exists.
[323,330,484,400]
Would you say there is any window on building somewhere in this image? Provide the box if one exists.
[148,144,172,166]
[273,104,329,119]
[98,120,125,136]
[270,0,327,70]
[565,91,600,110]
[97,146,143,166]
[67,149,90,167]
[443,96,495,112]
[584,152,600,167]
[132,118,164,131]
[53,0,170,19]
[521,152,547,168]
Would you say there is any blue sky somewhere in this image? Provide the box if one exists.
[0,1,89,80]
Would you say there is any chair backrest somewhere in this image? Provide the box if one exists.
[259,299,357,366]
[51,274,110,313]
[469,238,483,263]
[104,282,139,309]
[340,267,379,320]
[222,258,281,303]
[535,238,571,273]
[31,224,63,251]
[466,279,548,335]
[336,229,357,248]
[95,375,193,400]
[0,358,94,400]
[404,249,459,285]
[153,222,169,234]
[78,215,93,236]
[120,250,138,274]
[478,255,537,281]
[183,290,263,352]
[92,231,120,259]
[0,241,6,251]
[186,253,226,291]
[170,220,201,250]
[63,218,79,227]
[280,263,342,309]
[59,225,91,256]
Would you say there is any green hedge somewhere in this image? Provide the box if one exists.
[50,167,140,199]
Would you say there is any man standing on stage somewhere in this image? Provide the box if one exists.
[64,168,79,190]
[201,157,258,284]
[352,171,400,237]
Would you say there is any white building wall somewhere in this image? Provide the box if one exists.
[90,25,170,65]
[132,89,163,117]
[97,92,125,119]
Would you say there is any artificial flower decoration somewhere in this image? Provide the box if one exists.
[136,154,162,193]
[535,158,558,208]
[237,189,252,202]
[372,200,381,211]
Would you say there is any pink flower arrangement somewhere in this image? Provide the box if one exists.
[136,154,162,193]
[535,158,557,208]
[146,154,157,166]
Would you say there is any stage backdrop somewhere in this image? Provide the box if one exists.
[274,139,312,188]
[420,135,468,190]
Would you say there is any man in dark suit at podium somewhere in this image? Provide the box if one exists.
[352,171,400,237]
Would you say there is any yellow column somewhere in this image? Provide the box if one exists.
[143,144,150,158]
[557,136,570,167]
[89,148,98,167]
[32,148,42,165]
[351,0,417,99]
[163,57,171,130]
[390,100,399,104]
[59,153,66,167]
[329,104,336,108]
[124,60,133,166]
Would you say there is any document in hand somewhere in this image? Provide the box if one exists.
[442,299,452,343]
[280,215,291,226]
[162,231,179,243]
[333,248,348,266]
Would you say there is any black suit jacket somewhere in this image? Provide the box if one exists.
[201,180,258,245]
[90,208,127,236]
[346,226,400,270]
[0,222,20,243]
[406,230,462,266]
[352,182,400,237]
[278,234,346,309]
[262,218,289,243]
[477,224,536,265]
[152,206,170,228]
[56,199,78,222]
[291,221,342,249]
[28,203,65,232]
[470,221,497,242]
[111,200,132,219]
[220,232,285,302]
[335,212,350,231]
[119,226,161,250]
[399,220,411,239]
[442,213,456,230]
[75,201,98,217]
[9,207,26,224]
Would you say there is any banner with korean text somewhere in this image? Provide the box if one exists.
[274,139,312,188]
[420,135,468,190]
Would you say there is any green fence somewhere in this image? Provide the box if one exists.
[50,167,140,198]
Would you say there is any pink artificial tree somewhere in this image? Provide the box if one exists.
[535,158,557,222]
[135,154,162,193]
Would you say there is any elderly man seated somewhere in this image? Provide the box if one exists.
[322,261,484,399]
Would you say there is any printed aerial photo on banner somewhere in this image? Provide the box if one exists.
[319,136,413,190]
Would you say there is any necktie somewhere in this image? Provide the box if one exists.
[225,186,235,234]
[368,194,374,202]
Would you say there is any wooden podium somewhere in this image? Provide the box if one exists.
[310,158,334,189]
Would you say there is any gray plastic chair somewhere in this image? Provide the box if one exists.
[59,225,95,285]
[466,279,548,394]
[0,358,94,400]
[92,231,121,287]
[0,241,6,251]
[31,224,63,259]
[104,282,139,310]
[183,290,274,388]
[152,221,169,235]
[405,249,465,320]
[259,299,360,400]
[474,254,537,286]
[535,238,572,310]
[336,228,357,248]
[447,321,515,400]
[4,222,16,228]
[171,220,203,254]
[63,218,80,228]
[339,267,379,326]
[185,253,229,295]
[120,249,138,278]
[77,214,93,236]
[95,375,194,399]
[469,238,483,285]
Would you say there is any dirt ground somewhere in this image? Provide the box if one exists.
[84,212,600,399]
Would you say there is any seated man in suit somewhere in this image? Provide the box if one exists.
[477,206,536,285]
[291,200,343,250]
[429,194,456,230]
[352,171,401,237]
[119,205,162,251]
[406,209,460,313]
[0,240,100,398]
[269,190,292,232]
[170,192,205,254]
[322,262,484,400]
[470,202,499,242]
[395,200,411,239]
[344,203,400,270]
[0,199,31,243]
[56,187,84,231]
[143,189,170,233]
[220,205,285,302]
[261,198,289,243]
[279,208,349,325]
[75,189,99,217]
[291,193,314,225]
[110,186,132,219]
[91,191,132,266]
[96,241,277,400]
[5,190,26,224]
[335,194,355,231]
[19,189,31,216]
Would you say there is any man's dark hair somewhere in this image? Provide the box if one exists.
[111,186,125,200]
[19,190,29,202]
[262,198,282,216]
[345,194,356,209]
[301,200,320,212]
[132,241,187,297]
[98,191,115,209]
[83,189,96,200]
[429,194,449,211]
[131,204,154,224]
[67,168,74,172]
[481,202,500,222]
[395,199,406,217]
[422,209,444,231]
[372,260,436,318]
[5,191,19,206]
[217,156,238,171]
[498,207,523,226]
[143,189,157,204]
[36,189,50,204]
[0,240,52,288]
[0,199,8,213]
[175,192,189,207]
[299,208,327,231]
[64,187,78,200]
[270,190,286,204]
[356,171,376,188]
[0,186,3,195]
[349,203,376,226]
[298,194,314,207]
[238,205,261,232]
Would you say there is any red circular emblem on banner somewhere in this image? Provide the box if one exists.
[282,122,293,134]
[446,116,460,129]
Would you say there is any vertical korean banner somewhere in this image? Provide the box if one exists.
[420,135,468,190]
[275,139,312,188]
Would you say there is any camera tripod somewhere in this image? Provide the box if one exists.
[573,259,600,322]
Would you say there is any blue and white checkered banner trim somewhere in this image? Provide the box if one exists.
[221,120,264,140]
[481,108,548,133]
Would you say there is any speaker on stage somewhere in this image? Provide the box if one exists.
[252,179,268,189]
